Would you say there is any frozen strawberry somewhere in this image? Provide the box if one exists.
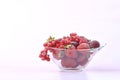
[90,40,100,48]
[77,43,90,49]
[61,58,78,68]
[65,49,78,58]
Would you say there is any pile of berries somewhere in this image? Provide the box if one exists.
[39,33,100,68]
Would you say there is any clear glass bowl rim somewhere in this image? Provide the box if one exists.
[45,43,106,52]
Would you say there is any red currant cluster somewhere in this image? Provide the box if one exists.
[39,33,100,62]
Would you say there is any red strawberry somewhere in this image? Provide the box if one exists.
[77,43,90,49]
[61,58,78,68]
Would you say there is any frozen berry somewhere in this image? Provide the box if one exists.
[65,49,78,58]
[43,42,48,47]
[70,33,77,36]
[90,40,100,48]
[77,43,90,49]
[61,58,77,68]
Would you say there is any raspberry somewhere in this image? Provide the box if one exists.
[77,43,90,49]
[59,45,64,48]
[61,58,77,68]
[43,43,48,47]
[39,50,47,57]
[39,49,50,61]
[56,43,60,48]
[70,33,77,36]
[45,55,50,61]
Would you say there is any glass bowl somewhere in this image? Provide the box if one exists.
[47,44,106,71]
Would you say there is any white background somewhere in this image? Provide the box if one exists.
[0,0,120,80]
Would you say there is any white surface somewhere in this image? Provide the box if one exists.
[0,66,120,80]
[0,0,120,79]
